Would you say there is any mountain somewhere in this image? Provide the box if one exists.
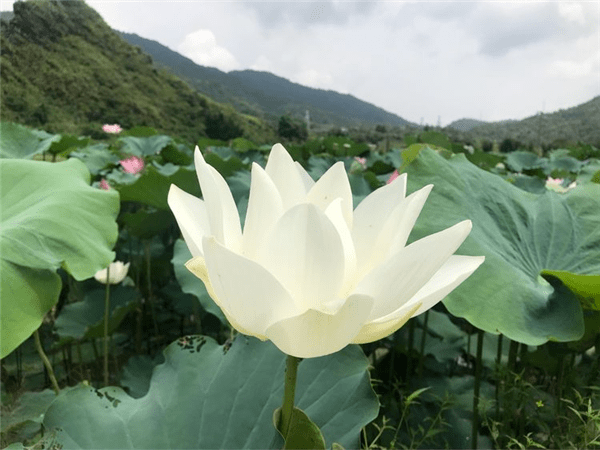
[447,97,600,146]
[446,118,489,132]
[119,32,415,128]
[0,0,275,143]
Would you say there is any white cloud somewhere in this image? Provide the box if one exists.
[292,69,336,91]
[549,52,599,79]
[558,2,586,25]
[251,55,275,73]
[177,29,240,72]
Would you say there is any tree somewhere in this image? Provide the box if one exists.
[278,115,307,141]
[204,111,243,141]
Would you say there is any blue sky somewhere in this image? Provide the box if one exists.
[3,0,599,126]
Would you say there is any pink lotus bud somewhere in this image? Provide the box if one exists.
[354,157,367,169]
[99,179,111,190]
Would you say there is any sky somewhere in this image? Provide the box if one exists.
[2,0,599,126]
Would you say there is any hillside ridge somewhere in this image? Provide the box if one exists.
[0,0,275,143]
[118,31,415,128]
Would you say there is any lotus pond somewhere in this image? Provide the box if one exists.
[1,122,599,449]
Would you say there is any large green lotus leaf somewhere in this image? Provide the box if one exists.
[546,153,583,175]
[405,148,600,345]
[308,155,338,180]
[505,151,546,173]
[463,150,504,171]
[0,262,61,358]
[120,354,165,399]
[1,389,56,432]
[172,239,227,324]
[119,135,173,157]
[541,271,600,310]
[54,286,139,342]
[204,151,248,178]
[43,335,379,449]
[117,165,200,209]
[70,143,120,175]
[0,158,119,357]
[159,143,194,166]
[0,122,61,159]
[231,137,257,152]
[152,160,183,177]
[510,174,547,194]
[47,135,91,157]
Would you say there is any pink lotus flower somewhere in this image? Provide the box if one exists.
[387,170,399,184]
[120,156,145,174]
[99,179,111,190]
[102,124,123,134]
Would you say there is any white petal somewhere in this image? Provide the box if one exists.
[168,184,210,258]
[202,237,304,338]
[265,294,374,358]
[185,255,257,337]
[242,163,284,259]
[352,255,484,343]
[194,147,242,251]
[264,144,307,209]
[263,203,346,312]
[352,302,421,344]
[406,254,485,317]
[357,184,433,277]
[352,172,407,267]
[307,161,353,228]
[324,199,358,297]
[295,161,315,192]
[355,220,473,321]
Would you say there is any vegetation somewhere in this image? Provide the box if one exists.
[0,0,276,144]
[1,122,599,449]
[278,115,308,141]
[446,97,600,149]
[1,3,599,448]
[1,1,597,150]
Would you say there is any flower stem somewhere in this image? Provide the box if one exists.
[103,265,110,386]
[280,354,300,438]
[472,328,484,449]
[34,329,60,395]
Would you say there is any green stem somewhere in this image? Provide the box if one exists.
[34,330,60,395]
[507,339,519,371]
[103,265,110,386]
[280,354,300,438]
[144,241,159,338]
[472,328,484,450]
[495,334,503,418]
[406,319,415,385]
[417,310,429,378]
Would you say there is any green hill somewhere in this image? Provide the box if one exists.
[119,31,415,128]
[0,0,276,143]
[447,97,600,147]
[446,118,489,132]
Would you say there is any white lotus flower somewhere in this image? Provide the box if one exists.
[168,144,484,358]
[94,261,130,285]
[545,177,577,193]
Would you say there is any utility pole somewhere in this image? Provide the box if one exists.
[305,110,310,135]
